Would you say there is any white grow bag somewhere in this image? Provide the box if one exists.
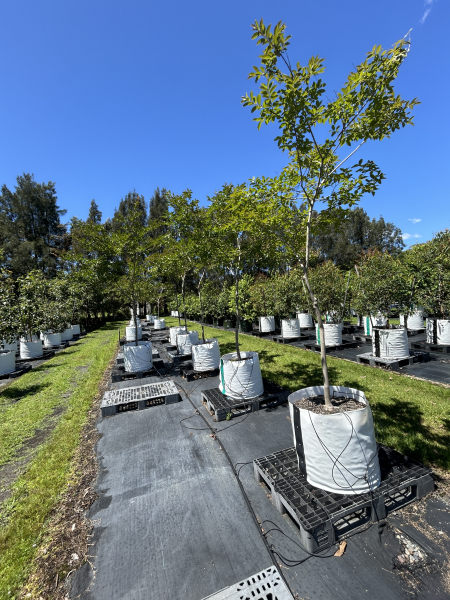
[20,340,43,359]
[125,325,142,342]
[61,328,74,341]
[123,341,153,372]
[282,318,301,339]
[259,316,275,333]
[363,315,387,336]
[129,318,141,326]
[372,327,409,358]
[72,324,81,335]
[192,338,220,371]
[399,311,424,330]
[146,314,154,323]
[297,313,313,328]
[154,318,165,330]
[0,351,15,375]
[170,326,187,346]
[2,340,18,352]
[316,323,342,346]
[219,351,264,400]
[43,333,62,348]
[426,319,450,345]
[177,331,200,355]
[20,335,39,342]
[288,386,381,495]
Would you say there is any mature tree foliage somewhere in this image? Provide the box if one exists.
[0,173,67,277]
[87,200,102,224]
[312,207,404,268]
[112,190,147,229]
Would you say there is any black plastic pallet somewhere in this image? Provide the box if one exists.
[304,341,358,352]
[111,359,166,382]
[101,380,180,416]
[180,361,220,382]
[167,351,192,364]
[254,445,434,554]
[201,379,289,421]
[272,334,313,344]
[16,350,55,363]
[411,341,450,355]
[0,364,32,380]
[356,350,430,370]
[251,330,273,337]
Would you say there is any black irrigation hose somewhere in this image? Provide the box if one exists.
[174,374,295,597]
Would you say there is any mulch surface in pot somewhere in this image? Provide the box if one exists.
[294,395,364,415]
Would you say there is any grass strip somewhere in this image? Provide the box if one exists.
[167,317,450,471]
[0,322,125,600]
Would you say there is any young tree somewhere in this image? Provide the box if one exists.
[243,20,418,407]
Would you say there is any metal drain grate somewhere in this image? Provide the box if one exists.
[201,566,293,600]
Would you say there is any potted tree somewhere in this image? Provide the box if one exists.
[16,271,49,358]
[0,266,19,374]
[273,270,303,339]
[244,20,416,491]
[250,274,277,334]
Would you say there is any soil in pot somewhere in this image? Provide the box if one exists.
[295,395,363,415]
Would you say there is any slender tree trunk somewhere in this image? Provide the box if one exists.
[234,272,241,360]
[182,275,187,330]
[175,281,181,325]
[198,270,206,343]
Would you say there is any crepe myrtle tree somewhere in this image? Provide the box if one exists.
[0,266,20,345]
[242,20,418,408]
[166,190,215,342]
[352,250,407,325]
[208,183,278,359]
[405,230,450,319]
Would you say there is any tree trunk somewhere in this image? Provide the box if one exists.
[182,275,188,330]
[234,273,241,360]
[302,269,331,408]
[175,281,181,325]
[198,276,206,343]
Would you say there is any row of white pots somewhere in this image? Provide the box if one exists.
[170,310,180,317]
[259,314,314,334]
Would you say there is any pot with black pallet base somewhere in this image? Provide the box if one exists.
[356,326,430,370]
[181,338,220,381]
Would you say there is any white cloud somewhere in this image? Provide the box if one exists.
[408,218,421,224]
[420,0,434,24]
[402,233,422,240]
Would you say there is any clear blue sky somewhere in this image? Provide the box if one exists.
[0,0,447,246]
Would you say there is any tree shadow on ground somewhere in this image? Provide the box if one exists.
[0,382,51,407]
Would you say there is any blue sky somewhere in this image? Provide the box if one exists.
[0,0,447,247]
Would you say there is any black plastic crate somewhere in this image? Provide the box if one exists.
[254,445,434,553]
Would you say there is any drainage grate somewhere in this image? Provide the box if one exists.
[254,445,434,553]
[201,565,293,600]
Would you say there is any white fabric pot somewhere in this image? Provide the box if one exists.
[2,340,18,352]
[219,351,264,400]
[399,311,424,329]
[192,338,220,371]
[372,328,409,358]
[72,324,81,335]
[170,326,187,345]
[123,341,153,372]
[43,333,62,348]
[154,318,165,330]
[259,316,275,333]
[282,318,301,338]
[20,335,39,342]
[288,386,381,495]
[20,340,43,359]
[177,331,199,355]
[316,323,342,346]
[297,313,313,328]
[61,328,74,341]
[0,351,15,375]
[426,319,450,345]
[125,325,142,342]
[363,315,388,336]
[129,318,141,326]
[146,315,155,323]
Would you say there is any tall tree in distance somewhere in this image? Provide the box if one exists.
[87,199,102,224]
[149,187,169,237]
[312,207,404,269]
[112,190,147,230]
[0,173,67,277]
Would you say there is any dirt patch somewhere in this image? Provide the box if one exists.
[294,395,364,415]
[19,347,118,600]
[0,403,68,511]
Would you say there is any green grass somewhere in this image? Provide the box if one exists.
[168,317,450,471]
[0,322,125,600]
